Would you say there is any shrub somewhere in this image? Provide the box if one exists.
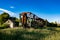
[47,27,56,31]
[0,24,9,29]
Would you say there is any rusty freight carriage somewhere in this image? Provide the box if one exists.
[19,12,45,28]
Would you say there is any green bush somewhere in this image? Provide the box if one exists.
[47,27,56,31]
[0,24,9,29]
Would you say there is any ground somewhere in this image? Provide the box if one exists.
[0,27,60,40]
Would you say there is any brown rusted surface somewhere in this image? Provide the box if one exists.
[20,12,46,28]
[21,12,28,27]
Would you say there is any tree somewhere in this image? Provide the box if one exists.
[0,12,10,25]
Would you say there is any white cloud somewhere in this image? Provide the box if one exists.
[0,8,16,17]
[10,6,14,9]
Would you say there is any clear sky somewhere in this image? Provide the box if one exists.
[0,0,60,23]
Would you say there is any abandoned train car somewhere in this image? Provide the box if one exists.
[19,12,46,28]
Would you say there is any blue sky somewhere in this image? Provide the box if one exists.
[0,0,60,23]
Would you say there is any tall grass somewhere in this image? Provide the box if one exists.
[0,27,60,40]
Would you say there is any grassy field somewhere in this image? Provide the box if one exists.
[0,27,60,40]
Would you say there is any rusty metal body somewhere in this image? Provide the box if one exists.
[20,12,30,27]
[19,12,45,28]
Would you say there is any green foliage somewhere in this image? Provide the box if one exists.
[0,12,10,25]
[9,17,19,27]
[47,23,57,27]
[0,27,60,40]
[31,21,39,28]
[0,12,19,28]
[31,21,45,29]
[15,18,20,27]
[0,24,9,29]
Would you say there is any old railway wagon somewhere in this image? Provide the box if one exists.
[19,12,45,28]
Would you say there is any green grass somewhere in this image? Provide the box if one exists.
[0,27,60,40]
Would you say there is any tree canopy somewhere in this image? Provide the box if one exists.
[0,12,10,25]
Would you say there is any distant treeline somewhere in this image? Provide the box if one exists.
[31,20,59,29]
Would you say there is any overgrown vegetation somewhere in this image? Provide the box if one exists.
[0,12,10,25]
[0,12,60,29]
[0,12,60,40]
[0,12,19,28]
[0,24,9,29]
[0,27,60,40]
